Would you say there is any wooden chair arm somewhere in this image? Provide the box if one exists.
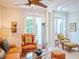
[21,41,24,46]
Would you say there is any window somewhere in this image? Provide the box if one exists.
[25,16,42,45]
[54,17,66,35]
[25,16,33,33]
[57,17,64,34]
[54,11,67,36]
[36,16,42,44]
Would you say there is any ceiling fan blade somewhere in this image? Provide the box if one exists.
[35,2,48,8]
[31,0,41,4]
[15,3,30,5]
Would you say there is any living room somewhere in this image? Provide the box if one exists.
[0,0,79,59]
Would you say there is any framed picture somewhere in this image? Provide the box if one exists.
[70,23,76,32]
[11,22,17,33]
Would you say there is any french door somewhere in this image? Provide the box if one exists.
[25,16,43,48]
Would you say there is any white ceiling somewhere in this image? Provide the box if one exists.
[55,0,79,12]
[0,0,79,12]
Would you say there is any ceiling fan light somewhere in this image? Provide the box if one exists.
[31,4,35,7]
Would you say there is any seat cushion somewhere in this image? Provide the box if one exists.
[7,47,19,54]
[5,53,20,59]
[22,45,36,49]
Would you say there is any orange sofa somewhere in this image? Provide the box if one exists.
[0,38,20,59]
[22,34,37,56]
[5,45,20,59]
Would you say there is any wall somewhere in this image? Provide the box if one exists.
[1,7,23,46]
[0,5,2,28]
[0,5,59,49]
[53,11,68,37]
[45,9,55,51]
[0,6,46,46]
[67,11,79,43]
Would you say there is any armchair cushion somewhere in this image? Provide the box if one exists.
[22,45,37,49]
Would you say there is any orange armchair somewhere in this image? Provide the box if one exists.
[21,34,37,56]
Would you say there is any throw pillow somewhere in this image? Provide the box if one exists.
[0,48,5,59]
[1,39,9,53]
[25,36,32,44]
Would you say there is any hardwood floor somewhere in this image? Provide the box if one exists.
[21,47,79,59]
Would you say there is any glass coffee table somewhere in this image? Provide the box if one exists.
[26,52,33,59]
[26,49,48,59]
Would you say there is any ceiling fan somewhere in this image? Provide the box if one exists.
[16,0,48,8]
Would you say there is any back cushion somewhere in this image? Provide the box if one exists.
[9,44,16,48]
[58,34,64,40]
[25,36,32,44]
